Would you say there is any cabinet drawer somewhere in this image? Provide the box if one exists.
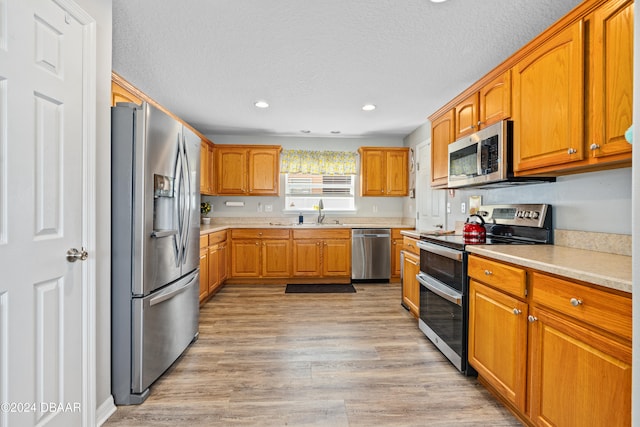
[468,255,526,298]
[293,229,350,240]
[231,228,290,239]
[531,272,631,341]
[208,230,227,245]
[403,236,419,255]
[199,235,208,249]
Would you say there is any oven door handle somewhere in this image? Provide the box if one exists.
[416,241,463,261]
[417,273,462,306]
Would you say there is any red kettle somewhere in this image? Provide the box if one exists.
[463,214,486,244]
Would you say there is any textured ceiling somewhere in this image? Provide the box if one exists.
[112,0,583,138]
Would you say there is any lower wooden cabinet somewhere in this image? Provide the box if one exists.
[292,229,351,280]
[401,251,419,318]
[230,229,291,279]
[467,255,631,427]
[528,305,631,427]
[468,280,528,412]
[199,244,209,304]
[199,230,228,304]
[391,228,412,281]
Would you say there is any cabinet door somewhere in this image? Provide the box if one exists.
[454,92,479,139]
[468,280,528,412]
[529,307,631,427]
[360,149,386,196]
[292,240,322,276]
[430,110,454,187]
[402,251,420,317]
[391,238,403,278]
[480,70,511,128]
[200,141,214,195]
[322,239,351,277]
[512,21,584,173]
[261,239,291,277]
[590,0,633,161]
[208,244,219,293]
[385,149,409,196]
[230,239,260,277]
[249,148,280,195]
[216,147,247,194]
[218,242,227,283]
[199,247,209,303]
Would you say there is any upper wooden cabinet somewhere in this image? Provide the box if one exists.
[111,80,142,106]
[200,141,215,195]
[588,0,633,162]
[479,70,512,129]
[512,20,585,173]
[454,93,479,139]
[429,0,632,180]
[454,70,512,140]
[359,147,409,196]
[429,110,454,188]
[215,145,281,196]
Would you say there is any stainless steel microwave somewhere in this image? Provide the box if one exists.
[447,120,510,188]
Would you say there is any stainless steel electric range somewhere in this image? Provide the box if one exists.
[416,204,552,375]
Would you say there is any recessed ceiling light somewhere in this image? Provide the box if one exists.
[254,100,269,109]
[430,0,447,3]
[362,104,376,111]
[330,131,341,134]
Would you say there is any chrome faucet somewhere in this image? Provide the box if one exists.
[317,199,325,224]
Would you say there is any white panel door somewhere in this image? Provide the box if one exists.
[415,140,446,232]
[0,0,95,426]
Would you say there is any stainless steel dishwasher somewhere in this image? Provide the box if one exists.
[351,228,391,282]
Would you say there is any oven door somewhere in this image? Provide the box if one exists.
[417,272,465,372]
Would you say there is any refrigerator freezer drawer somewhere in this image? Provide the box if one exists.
[131,270,199,393]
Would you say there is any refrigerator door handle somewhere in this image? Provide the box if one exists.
[179,134,192,264]
[149,272,198,307]
[151,229,178,238]
[174,133,185,264]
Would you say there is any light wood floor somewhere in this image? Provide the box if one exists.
[105,283,521,426]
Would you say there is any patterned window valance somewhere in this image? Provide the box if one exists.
[280,149,357,175]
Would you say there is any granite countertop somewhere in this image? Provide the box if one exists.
[466,245,632,294]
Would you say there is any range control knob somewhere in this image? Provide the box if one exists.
[531,211,540,219]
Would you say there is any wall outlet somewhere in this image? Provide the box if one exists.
[373,205,378,213]
[461,202,466,214]
[257,202,262,212]
[264,204,273,212]
[447,202,451,214]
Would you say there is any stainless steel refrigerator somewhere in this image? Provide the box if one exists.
[111,102,200,405]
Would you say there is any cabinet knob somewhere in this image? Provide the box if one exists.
[590,143,601,151]
[513,308,522,315]
[567,148,577,154]
[527,315,538,323]
[484,270,492,276]
[570,298,583,307]
[477,121,484,127]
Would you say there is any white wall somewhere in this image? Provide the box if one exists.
[447,168,632,235]
[204,134,407,220]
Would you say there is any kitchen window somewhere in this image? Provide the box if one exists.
[284,173,355,212]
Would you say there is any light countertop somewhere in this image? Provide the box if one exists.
[200,223,412,235]
[466,245,632,294]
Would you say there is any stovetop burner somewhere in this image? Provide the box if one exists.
[419,204,552,251]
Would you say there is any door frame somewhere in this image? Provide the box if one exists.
[59,0,98,424]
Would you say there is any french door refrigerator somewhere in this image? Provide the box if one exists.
[111,102,200,404]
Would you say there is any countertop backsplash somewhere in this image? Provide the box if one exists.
[554,229,631,256]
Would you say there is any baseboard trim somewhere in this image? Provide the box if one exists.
[96,395,117,426]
